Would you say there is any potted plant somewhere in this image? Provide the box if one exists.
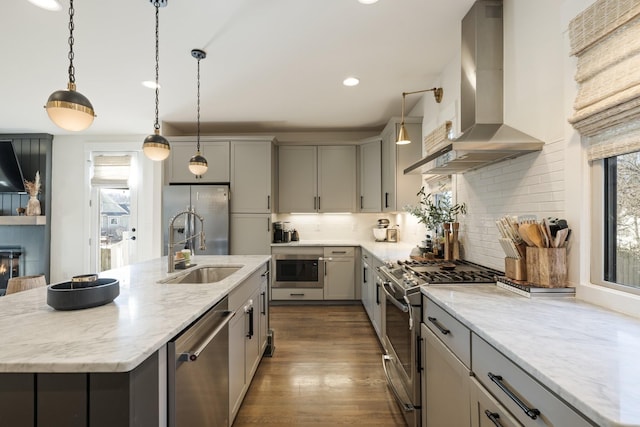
[405,187,466,259]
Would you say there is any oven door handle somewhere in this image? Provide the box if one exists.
[382,354,415,412]
[381,281,409,312]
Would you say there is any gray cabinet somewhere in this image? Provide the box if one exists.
[166,139,230,183]
[230,214,272,255]
[323,247,355,300]
[380,117,422,212]
[230,139,274,213]
[229,263,268,425]
[471,333,592,427]
[421,297,472,427]
[278,146,356,213]
[358,139,382,212]
[470,377,522,427]
[361,249,383,342]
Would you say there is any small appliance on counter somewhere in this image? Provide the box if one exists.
[273,221,292,243]
[373,218,392,242]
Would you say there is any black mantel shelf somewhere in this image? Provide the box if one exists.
[0,216,46,226]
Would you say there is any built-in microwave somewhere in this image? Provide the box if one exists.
[273,254,324,288]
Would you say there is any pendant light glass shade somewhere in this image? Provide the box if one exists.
[188,152,208,175]
[45,0,95,131]
[143,130,170,161]
[46,83,95,131]
[143,0,170,161]
[189,48,208,176]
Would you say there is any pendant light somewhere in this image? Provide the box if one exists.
[142,0,170,161]
[397,87,443,145]
[188,49,208,176]
[45,0,96,131]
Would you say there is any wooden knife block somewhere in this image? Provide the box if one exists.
[525,247,567,287]
[504,258,527,281]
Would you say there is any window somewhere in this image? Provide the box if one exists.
[603,152,640,289]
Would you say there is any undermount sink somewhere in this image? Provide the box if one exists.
[162,266,242,284]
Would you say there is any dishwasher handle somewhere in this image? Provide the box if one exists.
[180,310,235,362]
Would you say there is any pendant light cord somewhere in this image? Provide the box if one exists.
[67,0,75,84]
[154,1,161,131]
[196,56,201,153]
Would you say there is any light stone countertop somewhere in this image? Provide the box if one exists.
[422,284,640,427]
[0,255,270,373]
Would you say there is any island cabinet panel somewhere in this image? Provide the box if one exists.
[38,373,87,427]
[0,351,159,427]
[0,373,34,426]
[89,351,159,427]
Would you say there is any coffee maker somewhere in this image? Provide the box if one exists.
[273,221,292,243]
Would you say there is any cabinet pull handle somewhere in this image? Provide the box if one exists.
[360,195,363,209]
[267,195,270,210]
[332,250,347,254]
[484,410,504,427]
[314,196,317,210]
[488,372,540,420]
[318,196,321,210]
[267,218,270,231]
[246,305,254,339]
[363,266,367,283]
[261,291,266,315]
[385,192,389,208]
[427,316,450,335]
[290,293,305,297]
[375,282,380,305]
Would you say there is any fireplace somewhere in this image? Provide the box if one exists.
[0,247,22,296]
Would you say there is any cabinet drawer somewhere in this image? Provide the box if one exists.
[472,334,592,427]
[229,263,268,311]
[323,247,355,257]
[271,288,324,300]
[470,377,522,427]
[423,296,471,368]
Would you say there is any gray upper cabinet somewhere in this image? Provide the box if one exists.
[230,139,274,213]
[166,139,230,184]
[358,139,382,212]
[380,117,422,212]
[278,145,356,213]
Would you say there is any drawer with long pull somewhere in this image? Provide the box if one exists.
[471,333,592,426]
[271,288,324,300]
[323,247,355,258]
[423,296,471,368]
[470,376,523,427]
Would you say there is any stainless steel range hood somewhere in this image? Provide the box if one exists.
[405,0,543,175]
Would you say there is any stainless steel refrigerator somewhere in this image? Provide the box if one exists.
[162,185,229,256]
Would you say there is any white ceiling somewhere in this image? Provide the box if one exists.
[2,0,475,136]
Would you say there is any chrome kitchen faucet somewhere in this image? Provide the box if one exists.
[167,210,206,273]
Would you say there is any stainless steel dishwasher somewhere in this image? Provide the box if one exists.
[168,296,235,427]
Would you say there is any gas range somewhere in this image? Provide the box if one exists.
[380,259,502,290]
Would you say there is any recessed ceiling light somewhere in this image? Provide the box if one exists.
[358,0,379,4]
[343,77,360,87]
[142,81,161,89]
[27,0,62,11]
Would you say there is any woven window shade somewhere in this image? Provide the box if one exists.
[423,121,452,155]
[91,155,132,187]
[569,0,640,159]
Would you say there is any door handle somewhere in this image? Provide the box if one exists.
[179,310,235,362]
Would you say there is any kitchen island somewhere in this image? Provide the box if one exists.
[422,284,640,427]
[0,255,270,426]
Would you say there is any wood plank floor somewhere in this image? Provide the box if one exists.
[232,305,407,427]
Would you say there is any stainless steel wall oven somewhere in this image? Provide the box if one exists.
[273,253,324,288]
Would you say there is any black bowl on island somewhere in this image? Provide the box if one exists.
[47,277,120,311]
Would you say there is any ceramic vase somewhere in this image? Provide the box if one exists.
[26,195,41,216]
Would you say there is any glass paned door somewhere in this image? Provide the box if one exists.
[97,188,137,272]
